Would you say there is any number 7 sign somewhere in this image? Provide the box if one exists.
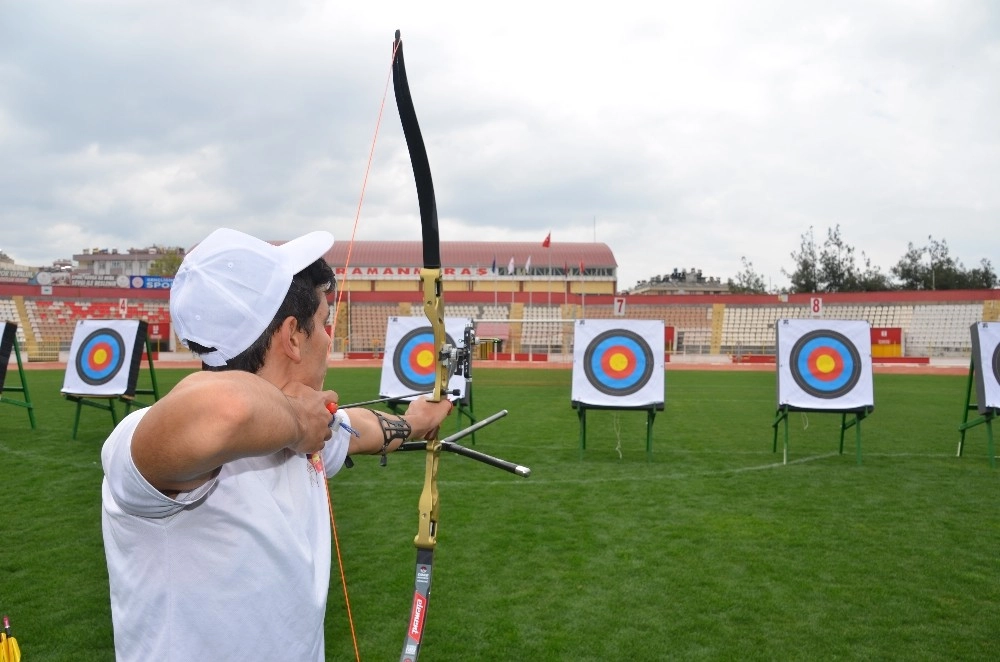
[613,297,626,317]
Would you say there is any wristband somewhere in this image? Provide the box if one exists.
[372,410,412,466]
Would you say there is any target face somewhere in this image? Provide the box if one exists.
[392,327,458,391]
[789,330,862,399]
[583,329,654,396]
[776,319,873,411]
[75,328,126,385]
[572,319,664,407]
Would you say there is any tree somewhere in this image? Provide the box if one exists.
[783,226,820,294]
[784,224,893,293]
[148,252,184,277]
[854,253,894,291]
[727,256,768,294]
[966,259,998,289]
[890,242,926,289]
[817,225,859,292]
[890,235,997,290]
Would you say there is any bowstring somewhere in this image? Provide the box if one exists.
[325,38,402,662]
[331,39,401,335]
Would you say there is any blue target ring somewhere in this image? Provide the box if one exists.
[790,330,861,399]
[76,328,126,386]
[393,327,457,392]
[583,329,653,396]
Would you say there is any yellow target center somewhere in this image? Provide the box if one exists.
[815,354,836,374]
[94,348,108,365]
[416,349,434,369]
[609,352,629,372]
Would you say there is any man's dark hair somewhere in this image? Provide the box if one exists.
[188,258,335,374]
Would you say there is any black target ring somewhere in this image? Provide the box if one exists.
[76,328,126,386]
[583,329,654,397]
[789,329,862,400]
[392,327,457,392]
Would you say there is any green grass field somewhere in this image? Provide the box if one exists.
[1,366,998,660]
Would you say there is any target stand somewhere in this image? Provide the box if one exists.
[571,320,666,460]
[0,322,36,429]
[773,319,875,465]
[957,323,999,468]
[572,401,663,460]
[772,405,872,465]
[61,320,161,439]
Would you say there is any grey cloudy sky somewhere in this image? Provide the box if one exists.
[1,0,997,290]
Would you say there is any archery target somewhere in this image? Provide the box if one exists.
[379,316,470,401]
[776,319,873,411]
[970,322,1000,411]
[572,319,664,407]
[62,320,147,397]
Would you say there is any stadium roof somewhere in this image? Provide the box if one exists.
[323,241,617,270]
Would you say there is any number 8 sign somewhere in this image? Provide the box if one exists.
[810,296,823,318]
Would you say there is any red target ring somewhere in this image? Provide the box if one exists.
[805,346,845,382]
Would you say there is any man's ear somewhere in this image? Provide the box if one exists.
[276,315,303,361]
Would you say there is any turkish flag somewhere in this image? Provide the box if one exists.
[542,232,551,248]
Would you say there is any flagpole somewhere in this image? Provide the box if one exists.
[492,255,497,308]
[527,256,532,309]
[547,248,551,308]
[509,256,515,309]
[527,254,533,363]
[541,232,552,309]
[564,260,568,306]
[509,256,515,363]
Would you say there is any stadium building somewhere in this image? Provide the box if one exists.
[1,239,999,364]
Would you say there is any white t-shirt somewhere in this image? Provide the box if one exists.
[101,407,351,661]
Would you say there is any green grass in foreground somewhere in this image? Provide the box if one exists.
[0,367,998,660]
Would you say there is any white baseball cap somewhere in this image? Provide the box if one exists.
[170,228,335,367]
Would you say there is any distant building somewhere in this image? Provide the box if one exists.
[0,250,36,282]
[323,240,619,297]
[627,268,730,295]
[73,246,185,277]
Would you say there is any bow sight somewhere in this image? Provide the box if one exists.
[452,323,502,380]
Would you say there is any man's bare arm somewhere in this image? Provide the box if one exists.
[131,371,336,493]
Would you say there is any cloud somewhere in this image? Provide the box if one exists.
[0,0,997,290]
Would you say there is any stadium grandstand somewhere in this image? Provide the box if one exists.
[2,240,999,363]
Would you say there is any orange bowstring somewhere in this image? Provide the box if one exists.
[331,38,401,331]
[324,38,401,662]
[324,479,360,662]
